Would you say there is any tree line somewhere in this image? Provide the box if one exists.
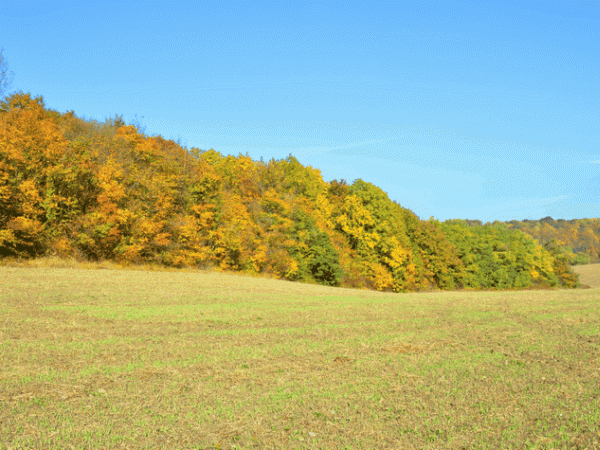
[1,89,592,293]
[474,217,600,266]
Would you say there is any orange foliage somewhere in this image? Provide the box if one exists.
[0,90,586,294]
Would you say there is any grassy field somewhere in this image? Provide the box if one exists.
[1,256,599,449]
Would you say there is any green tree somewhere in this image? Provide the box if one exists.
[409,218,466,291]
[305,230,343,286]
[287,208,343,286]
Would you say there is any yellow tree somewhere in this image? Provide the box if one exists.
[0,92,73,258]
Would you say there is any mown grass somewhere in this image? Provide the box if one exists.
[1,255,599,449]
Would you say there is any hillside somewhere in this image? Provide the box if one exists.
[455,217,600,266]
[0,91,591,294]
[568,263,600,289]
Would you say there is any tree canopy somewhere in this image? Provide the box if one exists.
[0,91,589,293]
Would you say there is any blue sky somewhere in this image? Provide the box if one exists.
[1,0,599,224]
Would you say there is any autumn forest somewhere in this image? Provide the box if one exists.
[2,91,599,294]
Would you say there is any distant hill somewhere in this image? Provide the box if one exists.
[0,90,590,294]
[449,217,600,266]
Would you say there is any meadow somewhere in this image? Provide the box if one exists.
[1,256,599,449]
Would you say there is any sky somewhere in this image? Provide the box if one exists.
[1,0,599,225]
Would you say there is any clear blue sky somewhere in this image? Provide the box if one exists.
[1,0,599,224]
